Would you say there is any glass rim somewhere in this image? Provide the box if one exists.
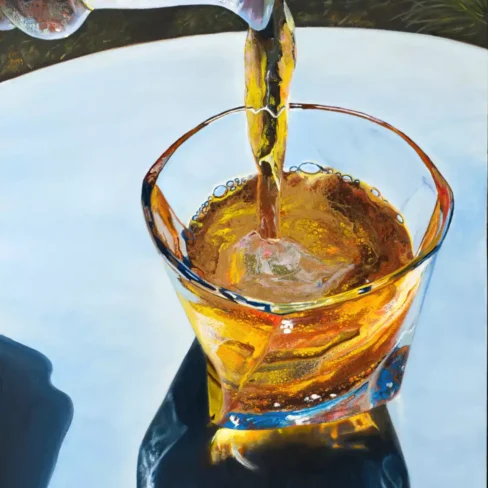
[142,103,454,315]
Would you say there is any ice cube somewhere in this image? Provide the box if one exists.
[215,231,355,303]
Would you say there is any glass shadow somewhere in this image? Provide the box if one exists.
[138,340,409,488]
[0,335,74,488]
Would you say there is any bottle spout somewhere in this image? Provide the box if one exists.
[160,0,274,31]
[226,0,274,31]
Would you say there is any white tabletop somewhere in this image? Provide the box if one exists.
[0,28,486,488]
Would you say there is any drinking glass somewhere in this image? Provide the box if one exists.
[142,104,453,430]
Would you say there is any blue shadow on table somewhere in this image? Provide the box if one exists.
[0,335,74,488]
[138,340,409,488]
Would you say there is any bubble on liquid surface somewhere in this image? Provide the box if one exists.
[396,214,405,224]
[298,162,322,174]
[216,231,355,303]
[213,185,228,199]
[371,188,380,197]
[342,175,353,183]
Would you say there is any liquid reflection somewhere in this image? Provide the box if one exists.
[0,335,74,488]
[138,340,409,488]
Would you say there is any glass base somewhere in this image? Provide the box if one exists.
[220,346,409,430]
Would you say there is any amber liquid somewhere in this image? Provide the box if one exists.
[177,170,418,425]
[188,171,413,302]
[245,0,296,239]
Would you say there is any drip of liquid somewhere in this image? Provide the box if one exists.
[244,0,296,239]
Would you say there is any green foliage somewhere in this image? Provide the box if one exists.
[398,0,487,43]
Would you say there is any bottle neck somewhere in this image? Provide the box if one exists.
[1,0,273,39]
[86,0,273,31]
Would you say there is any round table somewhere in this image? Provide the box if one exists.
[0,28,486,488]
